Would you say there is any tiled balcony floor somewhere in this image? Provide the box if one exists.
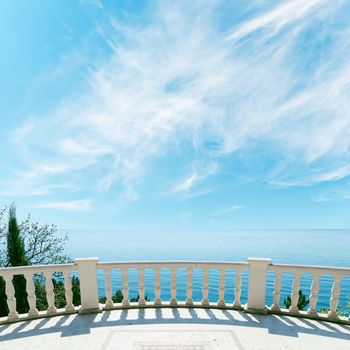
[0,308,349,350]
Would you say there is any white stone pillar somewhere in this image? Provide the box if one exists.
[75,257,101,314]
[246,258,271,314]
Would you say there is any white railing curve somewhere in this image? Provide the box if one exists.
[0,257,349,325]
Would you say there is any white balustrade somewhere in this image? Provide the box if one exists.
[271,270,282,311]
[103,268,113,309]
[3,274,18,321]
[170,267,177,306]
[96,262,246,311]
[201,267,209,306]
[269,264,350,324]
[63,270,75,312]
[307,273,320,316]
[154,267,161,306]
[185,268,193,306]
[233,268,242,308]
[0,258,349,326]
[138,268,146,306]
[0,263,76,324]
[44,271,57,315]
[24,272,39,317]
[121,267,130,307]
[328,274,341,320]
[217,267,225,307]
[289,272,301,314]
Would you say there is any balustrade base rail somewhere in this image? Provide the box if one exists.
[0,258,349,326]
[2,302,350,326]
[0,307,79,325]
[102,301,245,311]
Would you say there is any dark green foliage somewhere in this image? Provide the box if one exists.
[71,276,81,306]
[0,204,70,268]
[7,204,28,267]
[34,275,81,311]
[7,204,29,314]
[0,204,77,316]
[13,275,28,314]
[313,296,350,316]
[99,290,149,304]
[283,290,309,310]
[0,277,8,317]
[131,293,150,302]
[34,279,48,311]
[53,277,69,309]
[318,308,348,316]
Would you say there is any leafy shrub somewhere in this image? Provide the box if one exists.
[283,290,309,310]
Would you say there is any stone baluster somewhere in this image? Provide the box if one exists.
[138,267,146,306]
[4,274,19,321]
[217,267,225,307]
[271,270,282,311]
[289,271,301,314]
[201,267,209,306]
[186,267,193,306]
[121,267,130,307]
[24,272,39,317]
[328,274,341,320]
[233,268,242,308]
[63,270,75,312]
[307,273,320,317]
[45,271,57,315]
[170,267,177,306]
[104,268,114,309]
[154,267,161,306]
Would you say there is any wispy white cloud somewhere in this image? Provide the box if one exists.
[226,0,324,41]
[6,0,350,205]
[176,189,213,203]
[0,183,78,198]
[212,205,246,216]
[169,162,219,195]
[33,199,92,211]
[311,181,350,203]
[172,173,199,194]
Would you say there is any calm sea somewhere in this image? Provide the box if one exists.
[63,229,350,313]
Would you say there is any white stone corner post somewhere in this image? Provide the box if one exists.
[246,258,272,314]
[75,257,102,314]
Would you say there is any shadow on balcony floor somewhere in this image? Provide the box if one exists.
[0,308,349,349]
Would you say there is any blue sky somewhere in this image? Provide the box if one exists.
[1,0,350,229]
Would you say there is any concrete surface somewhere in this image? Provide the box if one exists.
[0,308,349,350]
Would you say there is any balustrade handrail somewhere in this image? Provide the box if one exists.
[269,263,350,276]
[97,261,248,269]
[0,263,75,274]
[0,257,349,326]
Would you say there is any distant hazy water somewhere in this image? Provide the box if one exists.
[63,229,350,313]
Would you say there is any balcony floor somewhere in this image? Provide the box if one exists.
[0,308,349,350]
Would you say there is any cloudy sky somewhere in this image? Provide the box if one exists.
[1,0,350,229]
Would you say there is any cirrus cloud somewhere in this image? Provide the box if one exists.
[4,0,350,208]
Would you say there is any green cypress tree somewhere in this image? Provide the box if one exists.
[0,204,81,315]
[7,204,29,313]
